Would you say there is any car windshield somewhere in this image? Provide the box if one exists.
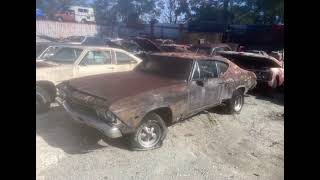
[135,56,193,80]
[39,46,83,63]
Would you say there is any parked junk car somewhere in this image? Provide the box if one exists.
[245,50,268,56]
[269,50,284,62]
[131,37,163,52]
[36,45,142,112]
[58,36,105,46]
[191,43,232,56]
[54,6,95,23]
[219,51,284,88]
[160,44,191,52]
[36,8,47,20]
[154,39,175,45]
[56,52,256,150]
[132,37,191,53]
[104,38,152,55]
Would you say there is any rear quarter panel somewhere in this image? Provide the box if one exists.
[270,67,284,86]
[220,62,256,100]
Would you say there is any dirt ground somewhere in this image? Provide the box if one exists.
[36,88,284,180]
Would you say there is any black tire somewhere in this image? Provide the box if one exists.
[57,17,63,22]
[226,89,244,114]
[36,86,51,113]
[129,112,168,150]
[81,19,87,23]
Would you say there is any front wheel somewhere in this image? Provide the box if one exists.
[226,90,244,114]
[36,86,51,113]
[129,113,168,150]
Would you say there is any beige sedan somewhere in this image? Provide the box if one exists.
[36,45,142,112]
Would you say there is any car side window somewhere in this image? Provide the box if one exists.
[216,61,229,76]
[81,51,111,65]
[194,61,218,80]
[115,51,137,64]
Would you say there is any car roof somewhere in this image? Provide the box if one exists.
[192,43,231,48]
[46,44,130,52]
[149,52,230,63]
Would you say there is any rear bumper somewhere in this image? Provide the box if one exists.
[56,97,122,138]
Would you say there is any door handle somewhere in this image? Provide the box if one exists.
[107,67,114,69]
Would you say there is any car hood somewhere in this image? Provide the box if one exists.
[219,51,282,69]
[67,71,184,104]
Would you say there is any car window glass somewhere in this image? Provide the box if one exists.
[45,47,83,63]
[194,61,218,79]
[216,61,229,76]
[81,51,111,65]
[115,51,137,64]
[215,47,225,52]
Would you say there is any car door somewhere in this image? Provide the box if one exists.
[216,61,234,101]
[199,60,224,107]
[188,61,206,112]
[113,50,140,72]
[73,49,115,78]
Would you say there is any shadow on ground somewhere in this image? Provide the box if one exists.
[36,86,283,155]
[36,105,132,155]
[248,86,284,106]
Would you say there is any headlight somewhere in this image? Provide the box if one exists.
[96,108,118,124]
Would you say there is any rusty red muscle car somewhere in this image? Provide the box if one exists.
[56,52,256,150]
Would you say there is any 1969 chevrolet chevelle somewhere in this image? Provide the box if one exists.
[57,52,256,150]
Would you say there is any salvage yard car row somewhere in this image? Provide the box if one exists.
[36,36,283,150]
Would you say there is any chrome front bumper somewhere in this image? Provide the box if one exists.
[56,97,122,138]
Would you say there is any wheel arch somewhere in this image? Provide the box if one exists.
[144,106,173,126]
[36,80,57,101]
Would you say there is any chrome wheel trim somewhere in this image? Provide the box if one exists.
[137,120,162,148]
[234,95,243,112]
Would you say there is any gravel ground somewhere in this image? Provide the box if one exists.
[36,89,284,180]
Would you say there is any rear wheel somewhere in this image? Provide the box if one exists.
[81,19,87,23]
[226,89,244,114]
[129,112,168,150]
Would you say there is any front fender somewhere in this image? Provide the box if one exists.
[110,85,188,129]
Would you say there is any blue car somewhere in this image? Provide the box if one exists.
[36,9,47,19]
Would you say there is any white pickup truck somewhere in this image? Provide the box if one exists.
[36,45,142,112]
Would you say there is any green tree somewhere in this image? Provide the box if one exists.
[93,0,160,25]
